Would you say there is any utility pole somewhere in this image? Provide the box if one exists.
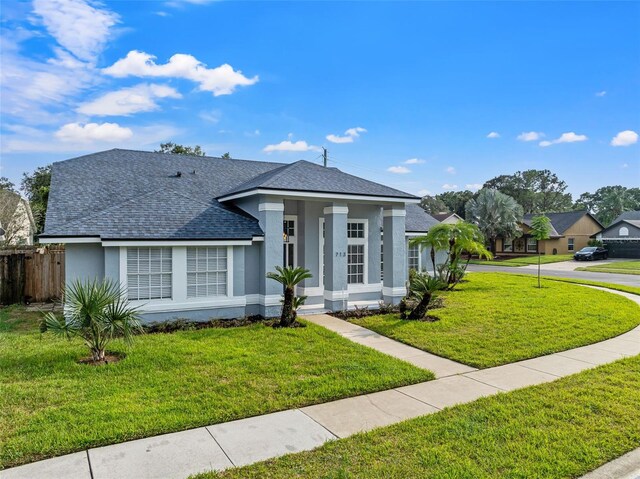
[322,147,328,168]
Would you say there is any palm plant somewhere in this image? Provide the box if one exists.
[266,266,312,327]
[465,188,524,254]
[406,272,445,320]
[40,279,143,362]
[411,222,492,289]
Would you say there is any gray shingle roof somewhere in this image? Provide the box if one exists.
[522,210,602,235]
[610,211,640,225]
[218,160,418,200]
[43,149,419,240]
[405,204,440,232]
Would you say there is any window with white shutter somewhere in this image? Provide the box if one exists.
[187,247,228,298]
[127,247,172,300]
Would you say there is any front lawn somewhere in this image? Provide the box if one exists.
[0,306,432,469]
[470,254,574,266]
[541,276,640,296]
[351,273,640,368]
[576,260,640,276]
[201,355,640,479]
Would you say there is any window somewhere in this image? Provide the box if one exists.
[408,243,420,272]
[503,238,513,252]
[347,222,365,238]
[187,247,228,298]
[527,237,538,253]
[620,227,629,237]
[127,247,172,300]
[380,240,384,281]
[283,220,295,241]
[348,244,365,284]
[567,238,575,251]
[347,221,367,284]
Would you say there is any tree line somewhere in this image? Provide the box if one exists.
[421,169,640,227]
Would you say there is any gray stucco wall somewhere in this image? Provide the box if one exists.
[65,243,105,285]
[104,247,119,283]
[244,243,261,295]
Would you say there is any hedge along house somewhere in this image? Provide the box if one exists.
[495,211,603,256]
[39,149,442,322]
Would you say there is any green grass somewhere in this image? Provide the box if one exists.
[470,254,574,266]
[0,308,432,469]
[535,276,640,296]
[199,355,640,479]
[575,260,640,276]
[351,273,640,368]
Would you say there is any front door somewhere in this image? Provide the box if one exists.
[283,216,297,268]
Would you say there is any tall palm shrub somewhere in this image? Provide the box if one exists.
[266,266,312,327]
[40,279,143,362]
[465,188,524,254]
[530,215,552,288]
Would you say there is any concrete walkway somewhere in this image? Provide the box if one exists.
[579,447,640,479]
[3,287,640,479]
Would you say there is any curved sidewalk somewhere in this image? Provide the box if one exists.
[3,287,640,479]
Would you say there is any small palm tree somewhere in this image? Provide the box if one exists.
[407,273,446,320]
[530,215,552,288]
[40,279,143,362]
[267,266,312,327]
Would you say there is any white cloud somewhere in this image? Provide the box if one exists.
[103,50,258,96]
[263,140,320,153]
[55,122,133,142]
[445,166,456,174]
[77,84,181,116]
[486,131,500,139]
[387,166,411,174]
[611,130,638,147]
[198,109,222,123]
[539,132,588,147]
[326,126,367,144]
[517,131,543,142]
[442,184,458,190]
[465,183,483,191]
[622,163,629,169]
[596,91,607,97]
[404,158,425,164]
[417,189,431,196]
[32,0,119,62]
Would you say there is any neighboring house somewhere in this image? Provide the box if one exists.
[594,211,640,258]
[431,212,463,224]
[0,190,36,246]
[495,211,603,255]
[40,149,441,321]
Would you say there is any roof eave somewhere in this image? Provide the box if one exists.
[217,187,420,204]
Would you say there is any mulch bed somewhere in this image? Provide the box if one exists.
[78,352,125,366]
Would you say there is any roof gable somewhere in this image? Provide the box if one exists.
[610,210,640,225]
[406,204,440,232]
[522,210,602,235]
[218,160,418,200]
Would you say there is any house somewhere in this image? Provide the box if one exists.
[0,190,36,246]
[495,210,603,256]
[594,211,640,258]
[431,212,463,224]
[40,149,441,321]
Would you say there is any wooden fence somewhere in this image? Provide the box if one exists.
[0,247,65,304]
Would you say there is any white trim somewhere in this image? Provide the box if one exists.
[323,205,349,215]
[39,237,100,244]
[246,294,282,306]
[283,215,298,268]
[219,188,420,204]
[319,217,325,289]
[104,239,252,247]
[405,232,426,237]
[347,219,368,286]
[347,282,382,293]
[324,290,349,301]
[383,286,406,297]
[130,297,247,313]
[298,286,324,297]
[258,202,284,212]
[252,236,265,242]
[383,208,407,217]
[602,238,640,241]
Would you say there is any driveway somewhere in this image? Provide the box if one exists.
[468,262,640,287]
[519,259,625,272]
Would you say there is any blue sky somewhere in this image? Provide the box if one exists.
[1,0,639,199]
